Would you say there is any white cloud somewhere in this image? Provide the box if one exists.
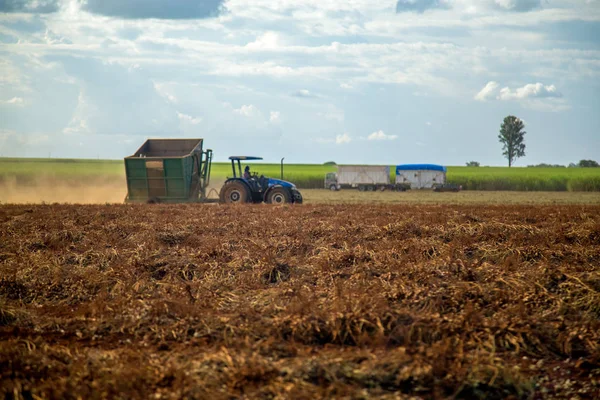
[368,130,398,141]
[246,31,282,50]
[497,83,562,100]
[474,81,500,101]
[475,81,562,101]
[336,133,352,144]
[63,90,95,135]
[234,104,260,117]
[269,111,281,123]
[177,112,201,125]
[154,83,178,103]
[474,81,568,111]
[3,97,25,106]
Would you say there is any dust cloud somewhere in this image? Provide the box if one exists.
[0,176,127,204]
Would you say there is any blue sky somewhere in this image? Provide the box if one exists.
[0,0,599,165]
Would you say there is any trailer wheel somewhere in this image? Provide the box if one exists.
[147,197,161,204]
[358,185,365,192]
[219,181,251,204]
[267,187,292,204]
[367,185,374,192]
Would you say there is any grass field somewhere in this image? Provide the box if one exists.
[1,203,599,398]
[1,158,600,191]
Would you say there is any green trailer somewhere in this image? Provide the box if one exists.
[124,139,214,203]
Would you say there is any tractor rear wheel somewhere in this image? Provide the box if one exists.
[219,181,251,204]
[267,187,292,204]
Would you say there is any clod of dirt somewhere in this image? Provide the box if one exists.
[157,231,190,246]
[0,279,29,301]
[262,263,292,284]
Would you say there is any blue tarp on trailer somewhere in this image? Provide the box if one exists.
[396,164,447,173]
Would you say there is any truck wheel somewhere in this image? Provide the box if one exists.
[219,181,251,204]
[367,185,374,192]
[267,187,292,204]
[329,185,337,191]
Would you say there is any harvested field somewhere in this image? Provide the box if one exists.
[1,204,599,399]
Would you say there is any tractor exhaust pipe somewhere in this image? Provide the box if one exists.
[281,157,285,180]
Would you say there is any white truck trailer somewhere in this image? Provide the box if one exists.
[395,164,448,189]
[325,165,408,191]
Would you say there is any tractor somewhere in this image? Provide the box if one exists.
[219,156,303,204]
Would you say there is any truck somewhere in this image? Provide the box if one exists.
[395,164,451,190]
[325,165,409,191]
[124,138,302,204]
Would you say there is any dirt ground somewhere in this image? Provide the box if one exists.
[1,203,599,399]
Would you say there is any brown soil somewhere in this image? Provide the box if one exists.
[1,204,599,399]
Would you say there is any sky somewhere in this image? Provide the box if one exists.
[0,0,599,166]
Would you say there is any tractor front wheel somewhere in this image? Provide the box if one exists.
[266,187,292,204]
[219,181,251,204]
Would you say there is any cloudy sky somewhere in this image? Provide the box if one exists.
[0,0,599,165]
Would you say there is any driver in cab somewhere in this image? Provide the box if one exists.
[244,165,251,179]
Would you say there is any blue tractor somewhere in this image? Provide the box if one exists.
[219,156,303,204]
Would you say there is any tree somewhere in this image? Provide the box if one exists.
[498,115,526,167]
[466,161,480,167]
[578,159,599,168]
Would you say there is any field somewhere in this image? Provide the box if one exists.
[1,203,599,399]
[449,167,600,192]
[2,158,600,192]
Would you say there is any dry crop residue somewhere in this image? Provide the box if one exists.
[0,204,599,399]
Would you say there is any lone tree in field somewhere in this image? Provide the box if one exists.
[498,115,526,167]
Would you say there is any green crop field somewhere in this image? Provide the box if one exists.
[447,166,600,191]
[1,158,599,191]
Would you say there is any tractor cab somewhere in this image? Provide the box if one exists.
[228,156,267,192]
[219,156,303,204]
